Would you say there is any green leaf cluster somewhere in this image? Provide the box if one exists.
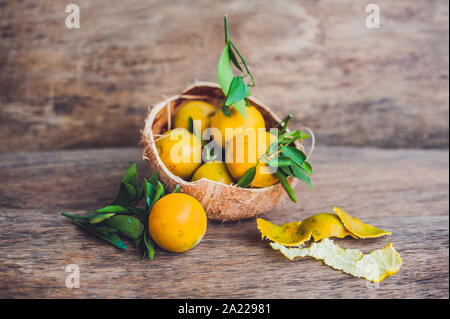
[61,164,180,260]
[236,115,313,202]
[217,15,254,119]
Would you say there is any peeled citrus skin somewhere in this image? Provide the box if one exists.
[155,128,202,180]
[191,161,234,185]
[226,130,278,188]
[210,105,266,148]
[174,100,216,135]
[148,193,207,253]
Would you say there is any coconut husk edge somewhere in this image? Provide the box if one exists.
[142,82,300,222]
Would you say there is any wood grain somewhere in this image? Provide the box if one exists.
[0,0,448,153]
[0,147,448,298]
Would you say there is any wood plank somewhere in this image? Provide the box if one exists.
[0,147,448,298]
[1,0,448,152]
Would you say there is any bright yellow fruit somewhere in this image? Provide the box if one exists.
[155,128,202,180]
[226,130,278,188]
[148,193,207,253]
[191,161,234,185]
[210,105,266,148]
[174,100,216,135]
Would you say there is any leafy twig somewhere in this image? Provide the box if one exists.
[61,164,175,260]
[236,116,313,201]
[217,15,255,119]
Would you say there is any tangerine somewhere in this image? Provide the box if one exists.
[148,193,207,253]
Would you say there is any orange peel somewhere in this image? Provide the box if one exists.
[256,219,304,246]
[257,207,390,246]
[257,212,353,246]
[333,207,391,239]
[258,207,401,282]
[300,213,354,242]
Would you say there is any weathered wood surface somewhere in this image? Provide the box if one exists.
[0,0,448,153]
[0,147,448,298]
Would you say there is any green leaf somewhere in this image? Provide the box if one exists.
[224,15,230,43]
[291,131,310,141]
[229,45,244,72]
[187,116,194,134]
[281,166,294,177]
[106,215,144,240]
[135,184,145,204]
[127,207,148,220]
[72,219,127,250]
[122,164,138,188]
[134,237,142,249]
[148,172,159,186]
[122,182,136,199]
[94,205,130,214]
[280,146,307,165]
[237,165,257,188]
[222,101,231,118]
[299,132,310,140]
[217,44,234,96]
[172,184,181,193]
[278,130,309,145]
[144,180,155,210]
[231,100,247,119]
[299,161,313,175]
[288,131,310,142]
[143,231,155,260]
[187,116,202,140]
[266,156,292,168]
[89,212,116,224]
[225,76,248,107]
[275,171,297,203]
[111,182,136,207]
[89,204,147,225]
[104,233,127,250]
[275,114,293,134]
[229,40,255,87]
[151,181,164,207]
[95,225,118,235]
[291,164,313,189]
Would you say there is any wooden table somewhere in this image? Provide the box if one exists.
[0,146,448,298]
[1,0,448,152]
